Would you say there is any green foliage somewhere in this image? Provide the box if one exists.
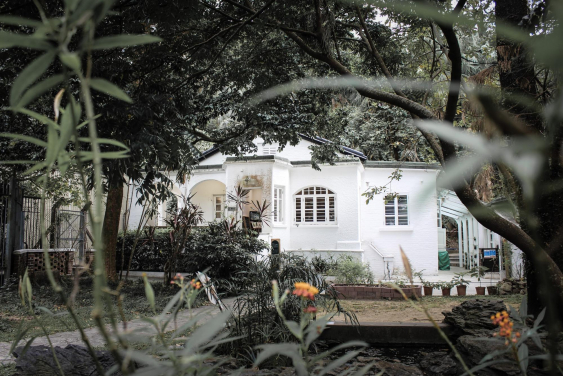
[329,255,374,284]
[227,253,357,364]
[452,272,471,287]
[253,281,376,376]
[310,254,339,275]
[117,222,268,288]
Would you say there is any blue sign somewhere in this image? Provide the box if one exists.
[484,249,496,258]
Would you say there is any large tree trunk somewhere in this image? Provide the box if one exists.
[495,0,563,317]
[102,179,124,282]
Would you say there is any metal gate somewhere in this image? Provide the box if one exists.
[57,209,86,262]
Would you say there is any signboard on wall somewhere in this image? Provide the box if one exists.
[271,239,280,255]
[480,247,499,272]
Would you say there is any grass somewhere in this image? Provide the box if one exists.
[0,276,205,344]
[0,365,15,376]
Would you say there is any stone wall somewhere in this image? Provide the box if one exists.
[498,278,526,295]
[14,249,74,277]
[13,249,96,278]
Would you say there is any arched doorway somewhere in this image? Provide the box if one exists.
[189,180,227,223]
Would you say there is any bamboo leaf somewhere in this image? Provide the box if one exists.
[0,133,47,147]
[319,350,362,376]
[183,311,231,355]
[0,31,52,50]
[78,137,129,151]
[142,274,156,313]
[15,74,64,109]
[10,50,56,106]
[14,108,60,130]
[89,78,133,103]
[0,16,43,28]
[254,343,308,375]
[90,34,162,50]
[59,52,81,73]
[518,343,529,372]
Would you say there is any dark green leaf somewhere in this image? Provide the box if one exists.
[15,74,64,109]
[90,34,161,50]
[89,78,133,103]
[10,50,56,106]
[0,16,43,28]
[0,133,47,147]
[59,52,81,72]
[0,31,52,50]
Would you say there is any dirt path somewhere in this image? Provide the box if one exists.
[330,295,523,323]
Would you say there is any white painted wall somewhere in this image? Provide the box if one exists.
[361,167,439,279]
[287,162,363,251]
[124,138,443,281]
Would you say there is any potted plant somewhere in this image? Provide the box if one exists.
[470,266,488,295]
[439,281,454,296]
[414,270,433,296]
[452,272,470,296]
[487,282,499,296]
[422,281,435,296]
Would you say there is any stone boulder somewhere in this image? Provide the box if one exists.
[442,299,512,335]
[13,344,122,376]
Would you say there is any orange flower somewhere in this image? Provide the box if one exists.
[490,310,521,346]
[292,282,319,300]
[190,279,202,289]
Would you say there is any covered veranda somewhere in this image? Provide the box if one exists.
[437,190,505,279]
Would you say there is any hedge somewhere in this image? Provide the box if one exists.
[116,222,268,286]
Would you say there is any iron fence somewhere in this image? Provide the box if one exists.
[1,177,89,285]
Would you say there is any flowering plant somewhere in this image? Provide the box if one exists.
[253,281,374,375]
[467,299,547,375]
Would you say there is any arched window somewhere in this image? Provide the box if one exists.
[294,187,336,224]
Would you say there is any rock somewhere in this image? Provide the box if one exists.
[374,360,423,376]
[442,299,509,335]
[500,282,512,293]
[419,351,458,375]
[13,344,122,376]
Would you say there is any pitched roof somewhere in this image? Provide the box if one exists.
[198,134,366,162]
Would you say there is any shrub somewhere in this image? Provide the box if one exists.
[329,255,374,284]
[226,253,357,365]
[309,253,338,275]
[116,222,268,289]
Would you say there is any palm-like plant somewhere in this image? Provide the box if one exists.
[164,194,204,283]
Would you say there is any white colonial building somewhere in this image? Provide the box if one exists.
[126,135,449,280]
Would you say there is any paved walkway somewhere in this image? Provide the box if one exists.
[0,298,235,365]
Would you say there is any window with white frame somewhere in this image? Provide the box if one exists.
[214,195,225,220]
[385,195,409,226]
[262,144,278,155]
[294,186,336,224]
[273,186,284,223]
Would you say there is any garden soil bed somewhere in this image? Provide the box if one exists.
[327,295,523,323]
[332,284,422,300]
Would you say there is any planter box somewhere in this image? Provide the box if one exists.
[333,284,422,300]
